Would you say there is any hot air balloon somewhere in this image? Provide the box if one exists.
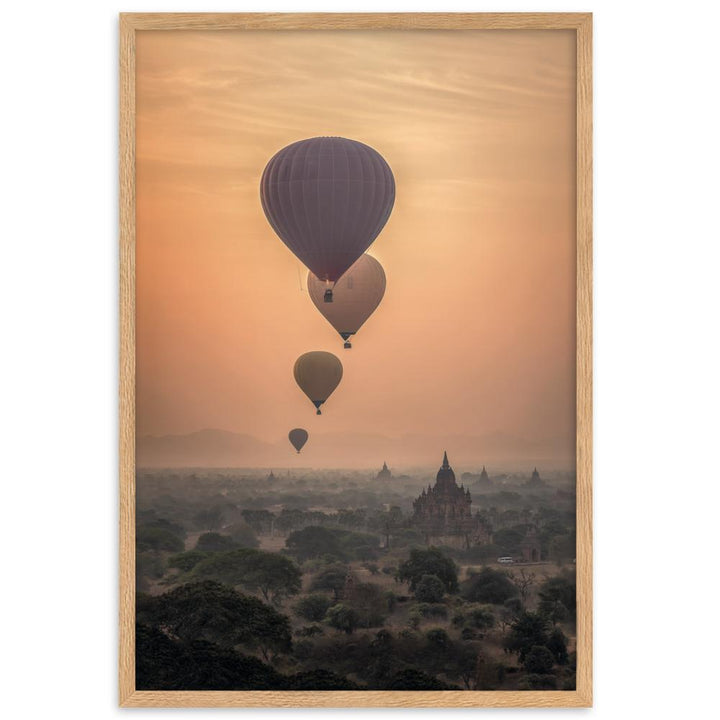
[260,137,395,300]
[293,351,343,415]
[307,254,386,349]
[288,428,308,453]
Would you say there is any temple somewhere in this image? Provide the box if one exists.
[376,462,392,481]
[412,452,489,548]
[409,452,548,559]
[525,467,546,488]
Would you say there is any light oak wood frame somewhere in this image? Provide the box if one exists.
[120,12,592,708]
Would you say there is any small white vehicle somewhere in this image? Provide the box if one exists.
[497,557,514,565]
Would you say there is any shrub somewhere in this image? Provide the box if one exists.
[385,669,454,690]
[296,624,324,637]
[287,669,360,690]
[414,603,448,620]
[425,628,451,650]
[519,673,557,690]
[467,605,496,630]
[326,604,361,634]
[384,590,398,613]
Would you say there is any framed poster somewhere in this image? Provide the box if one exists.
[120,12,592,708]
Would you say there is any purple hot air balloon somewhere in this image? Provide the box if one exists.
[260,137,395,293]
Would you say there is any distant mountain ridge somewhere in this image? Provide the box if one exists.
[137,428,574,470]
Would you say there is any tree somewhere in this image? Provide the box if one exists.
[397,548,458,593]
[137,526,184,553]
[137,581,292,662]
[524,645,555,674]
[136,623,285,690]
[378,505,403,549]
[167,549,209,572]
[241,509,275,534]
[538,574,576,621]
[344,581,388,628]
[136,551,166,592]
[225,521,260,548]
[191,549,302,604]
[464,605,496,631]
[193,507,224,531]
[195,532,238,553]
[509,568,537,607]
[461,567,518,604]
[547,529,576,564]
[504,611,550,663]
[137,513,186,540]
[414,574,445,603]
[326,604,361,634]
[286,526,344,561]
[492,527,524,556]
[293,594,333,622]
[474,653,506,690]
[309,564,348,602]
[546,628,569,665]
[238,551,302,604]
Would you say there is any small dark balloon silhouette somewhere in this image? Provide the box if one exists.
[288,428,309,453]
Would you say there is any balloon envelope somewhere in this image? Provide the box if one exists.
[288,428,309,453]
[260,137,395,282]
[293,351,343,414]
[307,254,386,347]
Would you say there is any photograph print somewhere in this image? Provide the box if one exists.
[123,14,591,705]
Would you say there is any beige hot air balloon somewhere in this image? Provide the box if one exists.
[293,351,343,415]
[307,254,386,349]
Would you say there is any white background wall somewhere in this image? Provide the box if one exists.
[1,1,719,717]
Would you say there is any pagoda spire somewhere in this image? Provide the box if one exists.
[442,451,449,469]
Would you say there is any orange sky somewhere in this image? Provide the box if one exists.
[135,29,576,466]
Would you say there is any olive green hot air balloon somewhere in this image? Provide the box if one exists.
[307,254,386,349]
[293,351,343,415]
[288,428,309,453]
